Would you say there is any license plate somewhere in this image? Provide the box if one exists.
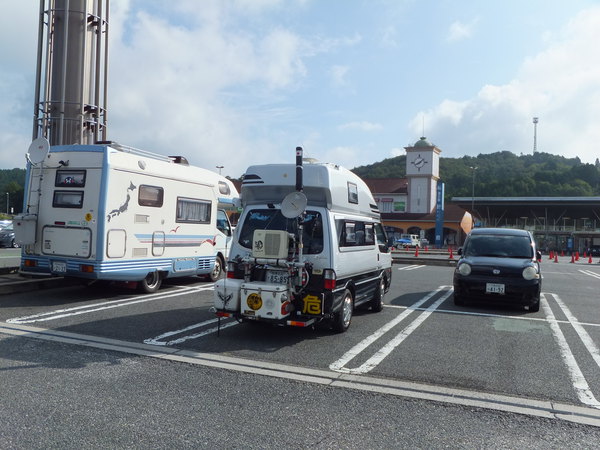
[266,270,289,284]
[52,261,67,273]
[486,283,505,294]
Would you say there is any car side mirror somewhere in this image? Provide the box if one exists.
[536,250,542,262]
[457,247,463,256]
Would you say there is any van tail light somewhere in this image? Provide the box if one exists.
[227,261,241,279]
[323,269,336,290]
[23,259,37,268]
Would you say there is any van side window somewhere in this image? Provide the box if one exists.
[338,221,372,247]
[374,223,390,253]
[177,198,211,224]
[139,185,164,207]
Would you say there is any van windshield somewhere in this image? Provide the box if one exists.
[238,209,324,255]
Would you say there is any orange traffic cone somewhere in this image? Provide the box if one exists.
[554,254,558,263]
[589,255,593,264]
[549,251,554,260]
[414,247,419,257]
[570,254,575,263]
[575,252,580,261]
[449,248,454,259]
[561,250,565,257]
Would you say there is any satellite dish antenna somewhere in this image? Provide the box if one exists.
[281,191,307,218]
[27,137,50,164]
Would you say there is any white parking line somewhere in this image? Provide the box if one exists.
[7,285,214,324]
[144,317,239,346]
[579,269,600,280]
[397,265,425,271]
[541,293,600,409]
[550,293,600,370]
[330,286,450,374]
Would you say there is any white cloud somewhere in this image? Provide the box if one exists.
[330,65,350,88]
[338,121,383,132]
[413,6,600,164]
[446,19,478,43]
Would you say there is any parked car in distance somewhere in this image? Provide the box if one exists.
[589,245,600,257]
[0,222,19,248]
[453,228,542,312]
[395,233,420,249]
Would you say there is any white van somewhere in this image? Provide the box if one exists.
[213,149,392,332]
[15,139,238,292]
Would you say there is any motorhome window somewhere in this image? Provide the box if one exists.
[177,198,211,224]
[216,209,231,236]
[238,209,324,254]
[347,182,358,204]
[139,185,164,207]
[55,170,86,187]
[218,181,231,195]
[53,191,84,208]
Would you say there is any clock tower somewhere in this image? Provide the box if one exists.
[405,136,441,214]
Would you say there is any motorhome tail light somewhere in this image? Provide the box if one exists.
[323,269,336,290]
[54,221,66,226]
[80,264,94,273]
[216,311,231,318]
[23,259,37,268]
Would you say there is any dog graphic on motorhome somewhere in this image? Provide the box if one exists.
[107,182,136,222]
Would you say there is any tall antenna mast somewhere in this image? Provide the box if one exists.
[532,117,539,154]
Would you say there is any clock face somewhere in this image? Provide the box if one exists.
[411,154,429,172]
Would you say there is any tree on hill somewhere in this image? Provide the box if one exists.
[351,151,600,199]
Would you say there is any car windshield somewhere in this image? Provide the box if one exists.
[464,234,533,258]
[238,208,324,254]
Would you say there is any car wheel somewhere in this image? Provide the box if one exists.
[138,271,162,293]
[11,239,19,248]
[332,289,353,333]
[453,292,465,306]
[207,255,224,282]
[370,278,385,312]
[529,296,540,312]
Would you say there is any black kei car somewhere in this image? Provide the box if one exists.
[453,228,542,312]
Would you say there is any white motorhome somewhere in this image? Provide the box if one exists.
[213,148,392,332]
[15,139,238,292]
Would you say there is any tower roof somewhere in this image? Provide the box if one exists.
[414,136,432,147]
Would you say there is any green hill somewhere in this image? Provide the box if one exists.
[351,151,600,199]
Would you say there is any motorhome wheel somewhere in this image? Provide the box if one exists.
[207,255,224,282]
[139,271,162,293]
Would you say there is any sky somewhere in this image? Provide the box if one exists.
[1,0,600,178]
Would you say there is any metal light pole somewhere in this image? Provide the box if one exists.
[470,166,478,227]
[5,192,8,215]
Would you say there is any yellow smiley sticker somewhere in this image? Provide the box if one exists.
[85,213,93,222]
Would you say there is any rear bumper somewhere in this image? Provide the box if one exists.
[453,276,541,307]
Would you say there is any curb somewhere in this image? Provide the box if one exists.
[393,257,457,267]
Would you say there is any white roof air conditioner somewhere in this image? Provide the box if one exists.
[252,230,289,259]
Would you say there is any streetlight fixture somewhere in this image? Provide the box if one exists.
[5,192,8,215]
[216,165,224,175]
[469,166,478,227]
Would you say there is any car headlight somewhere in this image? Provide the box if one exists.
[522,266,539,280]
[458,263,471,276]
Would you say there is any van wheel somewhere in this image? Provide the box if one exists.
[370,278,385,312]
[332,289,353,333]
[139,271,162,293]
[208,256,224,282]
